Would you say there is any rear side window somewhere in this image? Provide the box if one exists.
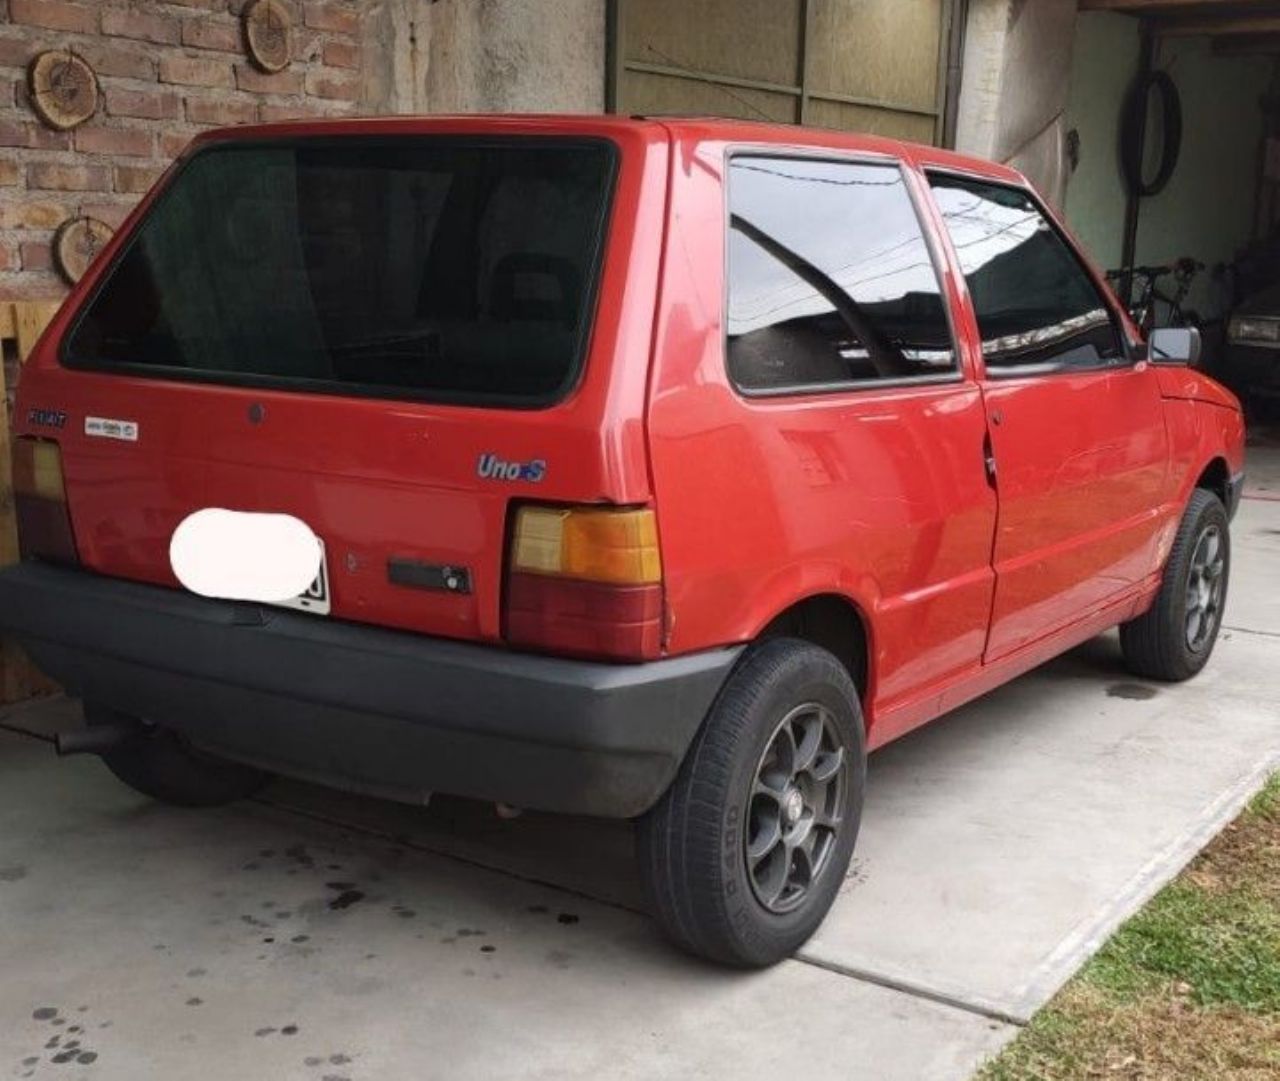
[726,156,956,393]
[63,139,616,406]
[928,176,1122,373]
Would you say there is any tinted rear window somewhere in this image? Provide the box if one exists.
[63,138,616,406]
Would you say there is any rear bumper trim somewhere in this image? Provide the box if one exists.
[0,562,740,817]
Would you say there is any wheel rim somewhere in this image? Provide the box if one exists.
[745,702,849,915]
[1185,524,1226,652]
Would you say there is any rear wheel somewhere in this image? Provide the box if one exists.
[87,703,272,807]
[637,638,865,967]
[1120,489,1230,681]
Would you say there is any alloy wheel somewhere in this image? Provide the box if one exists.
[1185,524,1226,652]
[745,702,849,914]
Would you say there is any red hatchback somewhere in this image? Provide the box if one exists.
[0,116,1245,966]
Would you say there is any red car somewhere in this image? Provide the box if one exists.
[0,116,1245,966]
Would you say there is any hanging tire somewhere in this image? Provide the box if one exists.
[1120,489,1230,681]
[636,638,866,967]
[87,702,272,807]
[1121,69,1182,198]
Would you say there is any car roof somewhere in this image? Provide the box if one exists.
[190,113,1029,188]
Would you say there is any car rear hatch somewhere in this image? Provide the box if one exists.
[17,119,669,652]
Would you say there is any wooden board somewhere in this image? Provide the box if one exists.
[1,300,64,704]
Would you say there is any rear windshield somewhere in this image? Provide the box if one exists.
[63,138,617,406]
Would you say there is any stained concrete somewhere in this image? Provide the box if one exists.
[2,440,1278,1077]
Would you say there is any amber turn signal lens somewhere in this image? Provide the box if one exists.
[512,506,661,585]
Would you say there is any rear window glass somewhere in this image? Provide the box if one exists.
[63,138,617,406]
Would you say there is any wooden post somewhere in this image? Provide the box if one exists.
[1,299,62,704]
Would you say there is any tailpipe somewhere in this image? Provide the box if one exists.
[55,722,142,758]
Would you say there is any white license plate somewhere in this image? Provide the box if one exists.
[270,541,331,616]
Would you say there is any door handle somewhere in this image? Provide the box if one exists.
[983,433,998,487]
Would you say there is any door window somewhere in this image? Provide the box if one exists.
[726,156,957,393]
[928,176,1123,373]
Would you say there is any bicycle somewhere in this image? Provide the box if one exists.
[1105,257,1203,334]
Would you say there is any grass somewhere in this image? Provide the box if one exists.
[977,773,1280,1081]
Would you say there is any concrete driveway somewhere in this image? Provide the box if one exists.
[2,436,1278,1081]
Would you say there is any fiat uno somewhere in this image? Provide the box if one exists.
[0,117,1245,966]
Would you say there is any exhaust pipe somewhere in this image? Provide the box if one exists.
[55,722,142,757]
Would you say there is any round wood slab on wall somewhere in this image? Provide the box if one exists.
[53,216,114,285]
[28,50,98,130]
[243,0,292,74]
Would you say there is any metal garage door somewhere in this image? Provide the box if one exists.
[607,0,957,145]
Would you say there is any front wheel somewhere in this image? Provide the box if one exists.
[1120,488,1230,681]
[636,638,865,967]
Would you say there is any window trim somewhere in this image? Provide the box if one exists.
[722,146,965,401]
[58,134,622,411]
[923,167,1135,381]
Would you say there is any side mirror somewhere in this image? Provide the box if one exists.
[1148,326,1202,367]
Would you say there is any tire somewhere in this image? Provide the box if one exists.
[636,638,866,967]
[1121,69,1182,198]
[1120,489,1230,681]
[87,702,272,807]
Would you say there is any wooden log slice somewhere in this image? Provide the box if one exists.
[53,216,114,285]
[28,50,98,131]
[243,0,293,74]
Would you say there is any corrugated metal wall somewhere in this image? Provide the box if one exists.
[609,0,952,144]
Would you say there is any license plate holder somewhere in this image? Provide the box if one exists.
[269,540,331,616]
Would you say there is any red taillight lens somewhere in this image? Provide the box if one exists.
[505,506,663,661]
[11,437,79,565]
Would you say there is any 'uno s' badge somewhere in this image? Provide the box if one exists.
[476,453,547,483]
[27,407,67,430]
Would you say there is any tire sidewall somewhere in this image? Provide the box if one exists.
[1174,493,1231,666]
[714,644,866,963]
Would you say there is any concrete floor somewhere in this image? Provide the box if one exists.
[2,435,1278,1081]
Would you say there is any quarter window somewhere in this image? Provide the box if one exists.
[928,176,1123,373]
[726,156,956,393]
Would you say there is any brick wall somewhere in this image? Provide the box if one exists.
[0,0,366,300]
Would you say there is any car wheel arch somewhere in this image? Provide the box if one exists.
[1193,456,1231,509]
[755,592,872,709]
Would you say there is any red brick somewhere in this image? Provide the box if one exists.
[0,202,66,230]
[79,202,132,230]
[0,119,70,151]
[235,65,303,95]
[322,40,359,69]
[182,18,242,53]
[20,241,53,272]
[160,129,197,158]
[114,163,165,194]
[258,102,326,123]
[9,0,96,34]
[107,86,181,121]
[293,29,323,63]
[166,0,225,9]
[0,72,19,108]
[74,125,154,157]
[27,162,111,192]
[159,55,233,88]
[305,69,358,101]
[303,2,358,35]
[0,161,21,187]
[101,8,180,45]
[0,35,35,68]
[80,42,156,81]
[185,97,257,126]
[0,244,16,273]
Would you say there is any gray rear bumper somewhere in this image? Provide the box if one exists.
[0,562,739,817]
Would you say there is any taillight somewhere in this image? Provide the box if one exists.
[11,437,79,565]
[505,506,663,661]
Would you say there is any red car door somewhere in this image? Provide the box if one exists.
[927,174,1169,660]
